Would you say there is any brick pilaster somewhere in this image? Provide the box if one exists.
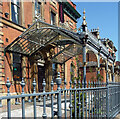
[0,1,5,93]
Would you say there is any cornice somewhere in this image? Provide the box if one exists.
[0,17,26,32]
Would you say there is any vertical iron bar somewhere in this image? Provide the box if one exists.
[6,78,11,119]
[106,59,109,119]
[56,72,62,118]
[33,78,37,118]
[91,81,93,118]
[51,79,54,117]
[88,81,90,118]
[69,77,73,118]
[78,80,81,118]
[85,81,87,118]
[42,79,47,118]
[82,80,84,118]
[64,79,67,118]
[74,79,77,118]
[21,78,25,119]
[93,82,96,117]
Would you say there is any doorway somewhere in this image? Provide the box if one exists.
[38,65,45,92]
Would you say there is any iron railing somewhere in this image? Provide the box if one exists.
[0,72,120,118]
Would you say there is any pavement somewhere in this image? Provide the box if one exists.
[0,97,120,118]
[0,98,70,118]
[115,113,120,119]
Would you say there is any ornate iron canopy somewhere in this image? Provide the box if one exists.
[4,20,84,63]
[5,19,113,64]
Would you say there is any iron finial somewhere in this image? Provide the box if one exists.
[6,77,11,95]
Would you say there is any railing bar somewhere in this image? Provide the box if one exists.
[74,80,77,118]
[78,90,81,117]
[93,83,96,118]
[51,79,54,117]
[51,94,54,117]
[6,78,11,119]
[7,99,11,119]
[1,87,110,100]
[1,92,59,100]
[64,79,67,118]
[22,97,25,119]
[33,96,37,118]
[82,81,84,118]
[91,88,93,118]
[85,89,87,117]
[88,88,90,117]
[42,79,47,118]
[100,90,102,117]
[69,79,72,118]
[64,90,67,118]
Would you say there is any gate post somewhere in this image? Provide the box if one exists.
[56,72,62,118]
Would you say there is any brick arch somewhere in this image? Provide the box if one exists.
[86,50,97,63]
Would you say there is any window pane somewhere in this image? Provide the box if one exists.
[35,0,37,16]
[13,53,22,81]
[11,3,17,23]
[11,0,20,24]
[51,12,55,25]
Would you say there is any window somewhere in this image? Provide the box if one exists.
[51,11,56,25]
[35,0,41,16]
[11,0,20,24]
[13,53,22,81]
[87,53,89,62]
[59,3,64,23]
[52,63,57,82]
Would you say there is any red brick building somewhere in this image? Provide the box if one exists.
[0,0,118,102]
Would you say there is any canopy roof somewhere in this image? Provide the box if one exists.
[5,20,113,64]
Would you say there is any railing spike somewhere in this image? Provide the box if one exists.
[56,72,61,91]
[88,81,90,88]
[64,79,67,89]
[78,80,80,88]
[42,79,46,93]
[91,81,93,88]
[32,78,36,93]
[6,77,11,95]
[21,78,25,94]
[82,80,84,88]
[74,78,76,89]
[51,79,54,92]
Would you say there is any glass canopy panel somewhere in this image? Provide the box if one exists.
[5,20,81,58]
[52,44,83,64]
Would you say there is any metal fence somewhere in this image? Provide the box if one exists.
[0,72,120,118]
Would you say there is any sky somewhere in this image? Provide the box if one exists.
[75,2,118,60]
